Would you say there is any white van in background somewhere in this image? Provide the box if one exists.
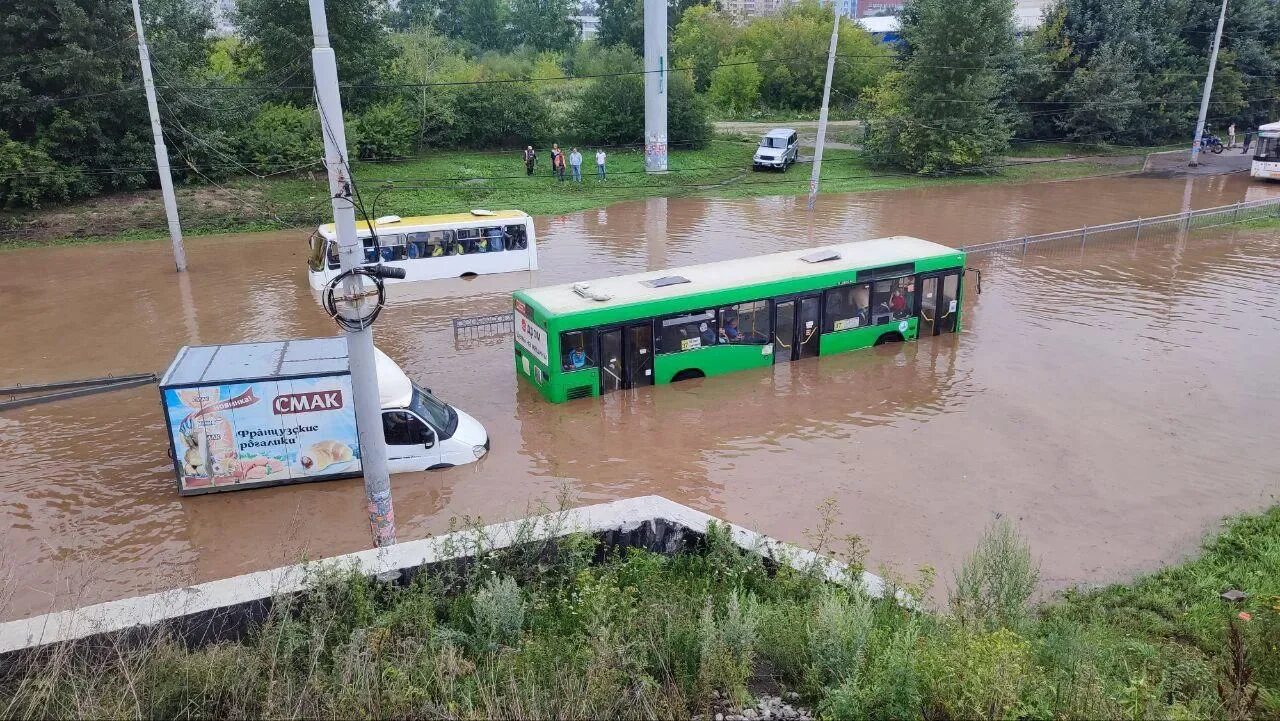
[753,128,799,170]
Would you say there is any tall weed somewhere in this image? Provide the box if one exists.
[950,517,1039,631]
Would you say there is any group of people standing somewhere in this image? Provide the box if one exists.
[522,144,607,182]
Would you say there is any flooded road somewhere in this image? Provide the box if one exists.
[2,171,1279,619]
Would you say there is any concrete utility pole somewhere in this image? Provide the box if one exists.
[131,0,187,272]
[1189,0,1228,167]
[309,0,397,548]
[643,0,668,172]
[807,8,841,210]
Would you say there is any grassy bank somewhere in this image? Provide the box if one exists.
[0,140,1144,249]
[4,505,1279,719]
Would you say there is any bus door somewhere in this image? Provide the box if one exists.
[772,295,821,362]
[625,322,655,388]
[597,322,655,393]
[917,271,961,336]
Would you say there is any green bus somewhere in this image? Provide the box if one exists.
[512,236,969,403]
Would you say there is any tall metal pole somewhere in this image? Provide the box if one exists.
[807,9,840,210]
[131,0,187,272]
[1189,0,1228,167]
[643,0,668,172]
[309,0,397,547]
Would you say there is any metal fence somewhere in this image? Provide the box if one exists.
[959,197,1280,257]
[452,312,514,342]
[451,197,1280,340]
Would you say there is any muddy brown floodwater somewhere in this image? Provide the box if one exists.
[2,172,1279,620]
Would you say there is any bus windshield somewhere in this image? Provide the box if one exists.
[1257,136,1280,160]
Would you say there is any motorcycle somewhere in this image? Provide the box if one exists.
[1200,135,1225,154]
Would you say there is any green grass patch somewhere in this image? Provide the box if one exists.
[2,141,1143,249]
[5,504,1280,719]
[1008,141,1184,159]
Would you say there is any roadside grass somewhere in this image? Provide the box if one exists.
[1,141,1142,249]
[1008,141,1184,159]
[4,504,1279,719]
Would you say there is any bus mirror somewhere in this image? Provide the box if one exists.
[968,268,982,295]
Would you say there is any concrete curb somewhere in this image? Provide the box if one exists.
[0,495,889,657]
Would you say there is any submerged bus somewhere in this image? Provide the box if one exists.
[1252,121,1280,180]
[307,210,537,290]
[512,236,968,403]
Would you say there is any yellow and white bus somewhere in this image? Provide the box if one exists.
[307,210,538,290]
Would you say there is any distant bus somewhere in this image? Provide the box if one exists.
[307,210,537,290]
[511,236,969,403]
[1252,121,1280,180]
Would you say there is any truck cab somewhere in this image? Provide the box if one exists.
[375,349,489,472]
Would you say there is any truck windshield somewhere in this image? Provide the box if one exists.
[410,384,458,439]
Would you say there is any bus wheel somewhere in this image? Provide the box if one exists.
[459,272,478,280]
[874,332,904,346]
[671,369,705,383]
[428,463,455,471]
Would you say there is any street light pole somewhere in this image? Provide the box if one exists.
[130,0,187,272]
[308,0,397,547]
[643,0,668,172]
[1189,0,1228,167]
[808,9,840,210]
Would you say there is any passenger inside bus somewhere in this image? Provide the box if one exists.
[485,227,504,252]
[560,330,596,370]
[504,225,528,250]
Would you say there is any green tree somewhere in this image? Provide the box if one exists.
[596,0,643,54]
[238,104,323,167]
[235,0,398,110]
[0,133,75,208]
[573,70,708,146]
[708,54,761,115]
[508,0,580,51]
[671,5,738,92]
[731,1,887,111]
[1054,43,1140,142]
[864,0,1015,172]
[393,0,465,36]
[565,40,642,76]
[440,83,552,147]
[457,0,509,49]
[351,101,418,158]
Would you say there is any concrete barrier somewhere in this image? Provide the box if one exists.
[0,495,889,659]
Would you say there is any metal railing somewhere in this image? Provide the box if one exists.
[960,197,1280,256]
[452,312,514,341]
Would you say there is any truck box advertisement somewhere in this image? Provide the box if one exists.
[163,375,362,494]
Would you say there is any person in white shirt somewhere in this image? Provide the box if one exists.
[595,149,607,180]
[1228,123,1237,148]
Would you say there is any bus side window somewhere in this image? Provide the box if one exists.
[560,329,596,370]
[504,224,527,250]
[326,240,340,269]
[484,226,505,252]
[870,280,895,326]
[379,234,407,262]
[717,300,769,344]
[406,232,430,259]
[657,310,716,353]
[823,284,870,332]
[362,237,377,263]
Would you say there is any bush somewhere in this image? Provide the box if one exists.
[807,587,874,685]
[470,575,526,651]
[950,517,1039,631]
[440,83,552,148]
[573,70,710,148]
[352,101,418,160]
[0,133,75,208]
[239,103,323,169]
[709,54,763,116]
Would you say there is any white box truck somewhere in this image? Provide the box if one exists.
[160,338,488,496]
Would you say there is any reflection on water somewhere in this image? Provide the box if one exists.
[1,173,1279,620]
